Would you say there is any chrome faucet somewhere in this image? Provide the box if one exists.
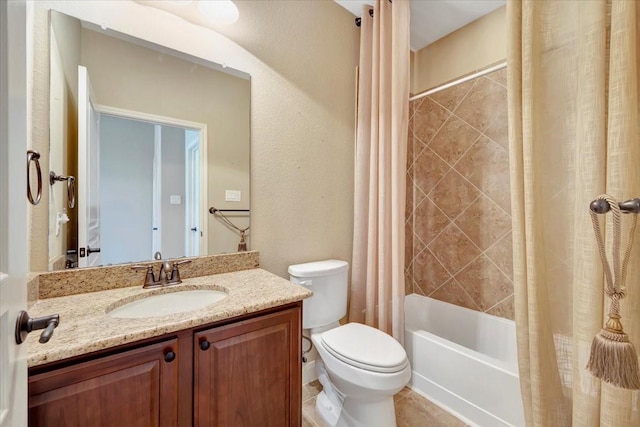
[131,258,192,289]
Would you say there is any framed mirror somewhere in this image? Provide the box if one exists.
[48,11,251,270]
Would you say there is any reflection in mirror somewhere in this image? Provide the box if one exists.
[47,11,251,270]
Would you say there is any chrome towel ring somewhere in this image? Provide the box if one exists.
[26,150,42,205]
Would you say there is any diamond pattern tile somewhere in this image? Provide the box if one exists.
[486,295,514,320]
[413,198,450,246]
[413,97,450,145]
[486,67,507,87]
[406,66,513,320]
[428,169,480,220]
[485,232,514,280]
[484,106,509,149]
[428,224,481,275]
[454,136,509,191]
[454,195,511,251]
[484,168,511,214]
[428,79,475,112]
[413,248,452,296]
[453,76,507,133]
[454,255,513,311]
[413,147,450,195]
[429,279,479,311]
[428,115,481,166]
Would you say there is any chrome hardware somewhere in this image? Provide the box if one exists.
[49,171,76,208]
[15,311,60,345]
[26,150,42,205]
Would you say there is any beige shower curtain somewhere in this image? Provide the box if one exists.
[348,0,410,342]
[508,0,640,425]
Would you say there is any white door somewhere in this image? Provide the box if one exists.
[185,135,200,257]
[0,0,29,425]
[77,66,102,267]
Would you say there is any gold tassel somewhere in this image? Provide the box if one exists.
[587,314,640,389]
[587,195,640,390]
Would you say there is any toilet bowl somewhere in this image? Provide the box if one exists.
[289,260,411,427]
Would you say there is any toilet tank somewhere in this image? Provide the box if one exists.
[289,260,349,329]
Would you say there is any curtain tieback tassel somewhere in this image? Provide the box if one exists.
[587,194,640,389]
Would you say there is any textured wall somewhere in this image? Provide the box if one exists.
[405,68,514,320]
[30,1,358,277]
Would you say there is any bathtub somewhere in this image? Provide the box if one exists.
[404,294,525,427]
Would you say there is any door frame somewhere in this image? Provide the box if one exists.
[95,105,208,256]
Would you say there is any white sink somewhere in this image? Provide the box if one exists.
[108,289,227,319]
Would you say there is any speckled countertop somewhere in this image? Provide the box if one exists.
[27,268,312,367]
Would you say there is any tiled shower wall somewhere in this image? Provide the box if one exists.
[405,67,514,320]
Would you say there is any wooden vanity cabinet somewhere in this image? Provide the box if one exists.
[28,338,179,427]
[194,306,301,427]
[28,303,302,427]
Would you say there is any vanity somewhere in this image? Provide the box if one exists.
[25,253,312,427]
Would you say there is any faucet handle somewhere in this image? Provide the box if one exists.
[131,265,157,287]
[169,260,192,284]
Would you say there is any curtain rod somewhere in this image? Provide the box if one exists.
[409,61,507,102]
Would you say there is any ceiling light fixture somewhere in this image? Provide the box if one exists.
[198,0,239,24]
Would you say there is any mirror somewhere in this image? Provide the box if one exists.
[48,11,251,270]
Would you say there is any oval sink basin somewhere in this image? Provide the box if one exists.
[108,289,227,319]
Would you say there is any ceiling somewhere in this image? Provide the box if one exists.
[334,0,505,52]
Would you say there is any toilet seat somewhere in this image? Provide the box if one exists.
[319,323,408,373]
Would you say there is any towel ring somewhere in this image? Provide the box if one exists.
[27,150,42,205]
[49,171,76,209]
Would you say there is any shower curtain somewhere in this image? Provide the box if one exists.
[508,0,640,425]
[348,0,410,342]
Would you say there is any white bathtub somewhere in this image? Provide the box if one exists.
[404,294,525,427]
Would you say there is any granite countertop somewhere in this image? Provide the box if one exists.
[26,268,312,367]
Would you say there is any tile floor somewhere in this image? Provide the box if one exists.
[302,381,468,427]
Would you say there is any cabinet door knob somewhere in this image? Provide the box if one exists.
[164,351,176,363]
[199,340,210,351]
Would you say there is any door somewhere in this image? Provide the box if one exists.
[77,65,101,267]
[0,0,29,425]
[185,134,200,257]
[194,307,302,427]
[28,339,179,427]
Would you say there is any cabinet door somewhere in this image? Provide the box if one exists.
[28,338,179,427]
[194,306,301,427]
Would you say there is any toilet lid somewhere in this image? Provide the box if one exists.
[320,323,408,373]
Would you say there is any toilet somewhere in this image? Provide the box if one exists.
[289,260,411,427]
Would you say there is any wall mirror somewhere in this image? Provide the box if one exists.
[48,10,251,270]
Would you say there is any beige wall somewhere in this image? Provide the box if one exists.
[29,1,358,277]
[411,6,506,94]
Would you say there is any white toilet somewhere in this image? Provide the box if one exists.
[289,260,411,427]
